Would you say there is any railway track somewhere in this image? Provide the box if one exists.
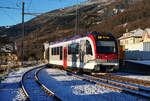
[21,65,150,100]
[64,69,150,100]
[92,73,150,87]
[21,65,61,101]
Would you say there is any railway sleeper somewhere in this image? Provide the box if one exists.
[94,75,150,86]
[84,74,139,91]
[62,67,150,100]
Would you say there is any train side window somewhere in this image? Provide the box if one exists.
[55,47,57,55]
[70,43,79,54]
[57,47,59,55]
[51,48,53,55]
[60,46,62,60]
[53,48,54,55]
[54,47,56,55]
[68,45,71,55]
[71,44,74,54]
[86,40,92,55]
[75,43,79,54]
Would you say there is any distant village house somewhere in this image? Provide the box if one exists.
[118,28,150,60]
[142,28,150,42]
[119,28,143,46]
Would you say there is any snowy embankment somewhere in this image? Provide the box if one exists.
[0,64,45,101]
[38,68,148,101]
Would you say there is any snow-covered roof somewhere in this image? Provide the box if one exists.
[131,28,144,37]
[118,28,144,40]
[118,36,124,40]
[145,28,150,37]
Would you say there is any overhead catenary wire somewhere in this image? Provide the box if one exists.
[0,9,17,23]
[59,0,63,9]
[0,6,49,11]
[26,0,32,11]
[0,6,20,9]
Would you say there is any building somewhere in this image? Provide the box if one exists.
[43,42,49,62]
[0,43,19,68]
[118,28,144,46]
[142,28,150,42]
[118,28,150,60]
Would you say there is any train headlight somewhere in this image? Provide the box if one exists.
[97,56,102,59]
[115,63,118,66]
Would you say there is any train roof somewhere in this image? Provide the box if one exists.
[49,32,115,46]
[90,31,114,36]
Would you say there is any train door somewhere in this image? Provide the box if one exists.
[85,40,93,62]
[79,40,86,67]
[63,47,67,68]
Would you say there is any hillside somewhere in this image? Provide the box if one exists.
[1,0,148,60]
[93,0,150,37]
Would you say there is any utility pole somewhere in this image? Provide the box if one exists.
[22,2,25,67]
[16,2,25,67]
[17,2,24,67]
[75,0,79,35]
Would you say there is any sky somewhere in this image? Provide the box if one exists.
[0,0,88,26]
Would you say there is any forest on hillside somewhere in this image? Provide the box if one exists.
[1,0,150,60]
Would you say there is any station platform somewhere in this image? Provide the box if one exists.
[118,60,150,75]
[126,60,150,66]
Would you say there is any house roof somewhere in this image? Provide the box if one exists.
[118,28,144,40]
[145,28,150,37]
[131,28,144,37]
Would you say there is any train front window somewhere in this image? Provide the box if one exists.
[96,41,116,54]
[86,40,92,55]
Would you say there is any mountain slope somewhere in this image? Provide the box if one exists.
[0,0,147,60]
[93,0,150,37]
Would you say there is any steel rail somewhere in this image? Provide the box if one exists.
[21,67,36,101]
[35,67,62,101]
[93,74,150,86]
[64,69,150,100]
[83,74,150,99]
[20,65,50,101]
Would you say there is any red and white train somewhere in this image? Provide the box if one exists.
[44,32,119,72]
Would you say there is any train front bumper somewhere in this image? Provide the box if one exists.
[93,59,119,71]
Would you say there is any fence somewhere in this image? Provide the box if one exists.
[125,51,150,60]
[125,42,150,60]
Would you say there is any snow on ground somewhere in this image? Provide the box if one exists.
[23,68,54,101]
[38,68,148,101]
[127,60,150,66]
[123,75,150,81]
[115,72,150,82]
[0,64,45,101]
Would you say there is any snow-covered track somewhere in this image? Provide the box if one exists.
[21,67,35,100]
[35,67,62,101]
[92,74,150,87]
[64,69,150,100]
[85,74,150,93]
[63,69,122,92]
[82,74,150,100]
[21,65,56,101]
